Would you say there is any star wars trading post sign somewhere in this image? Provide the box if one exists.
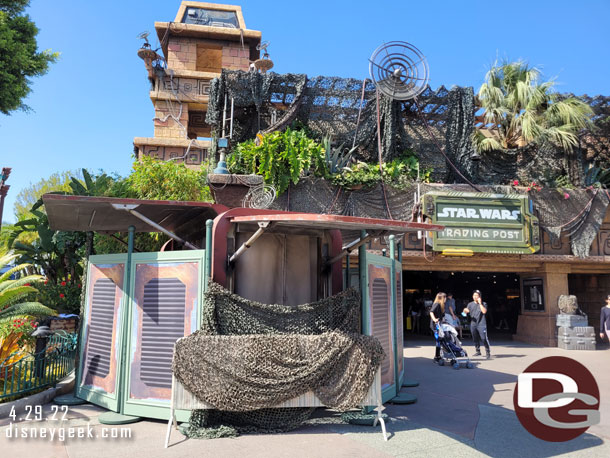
[422,191,540,255]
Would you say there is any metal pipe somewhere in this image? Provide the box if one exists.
[111,204,199,250]
[345,254,350,289]
[230,97,234,139]
[205,219,213,287]
[389,235,400,395]
[229,222,270,264]
[326,233,374,266]
[118,225,135,415]
[109,234,141,252]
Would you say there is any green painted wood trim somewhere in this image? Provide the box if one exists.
[121,250,207,417]
[116,226,136,415]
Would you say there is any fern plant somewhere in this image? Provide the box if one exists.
[227,128,328,195]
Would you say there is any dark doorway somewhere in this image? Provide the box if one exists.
[402,271,521,335]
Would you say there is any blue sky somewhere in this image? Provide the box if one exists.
[1,0,609,223]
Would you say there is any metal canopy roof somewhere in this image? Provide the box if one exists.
[43,194,226,238]
[230,213,444,233]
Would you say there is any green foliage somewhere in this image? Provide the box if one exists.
[8,203,87,284]
[34,276,81,314]
[0,316,38,350]
[323,136,356,174]
[584,166,610,189]
[128,156,212,201]
[552,174,575,190]
[474,60,593,152]
[0,0,58,114]
[331,152,430,189]
[228,128,327,195]
[0,253,55,323]
[13,170,78,221]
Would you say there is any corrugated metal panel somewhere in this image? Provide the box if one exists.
[141,278,186,389]
[86,278,116,378]
[371,277,391,378]
[396,272,403,374]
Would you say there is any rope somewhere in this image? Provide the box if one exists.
[352,79,368,149]
[556,188,599,231]
[375,88,394,220]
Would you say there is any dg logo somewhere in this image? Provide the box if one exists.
[513,356,600,442]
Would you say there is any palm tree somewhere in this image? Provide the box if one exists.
[473,60,593,153]
[0,253,56,322]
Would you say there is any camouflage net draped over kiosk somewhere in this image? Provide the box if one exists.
[201,281,361,335]
[175,282,383,439]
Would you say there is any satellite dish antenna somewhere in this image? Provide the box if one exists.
[368,41,429,100]
[137,31,151,48]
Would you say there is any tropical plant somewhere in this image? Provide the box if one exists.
[473,60,593,152]
[128,156,212,201]
[8,201,87,284]
[331,152,430,189]
[67,168,115,197]
[323,136,356,174]
[0,253,55,323]
[583,165,610,189]
[228,128,328,195]
[35,275,81,315]
[13,170,78,221]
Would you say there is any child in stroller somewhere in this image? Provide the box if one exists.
[434,320,473,369]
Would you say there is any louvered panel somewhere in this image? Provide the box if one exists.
[396,272,403,374]
[85,278,116,378]
[371,277,391,378]
[141,278,186,389]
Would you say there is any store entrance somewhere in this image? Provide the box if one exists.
[402,271,521,336]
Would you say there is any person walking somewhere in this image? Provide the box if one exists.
[463,290,491,359]
[600,294,610,346]
[445,292,462,339]
[429,292,447,363]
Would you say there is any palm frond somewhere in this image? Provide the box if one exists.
[0,302,56,320]
[0,274,44,294]
[0,285,39,308]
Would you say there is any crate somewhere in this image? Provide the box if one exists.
[557,326,596,339]
[556,314,588,327]
[558,336,596,351]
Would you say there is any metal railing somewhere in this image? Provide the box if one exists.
[0,332,78,401]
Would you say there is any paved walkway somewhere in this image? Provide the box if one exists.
[1,338,608,457]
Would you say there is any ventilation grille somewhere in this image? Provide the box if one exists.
[141,278,186,389]
[86,278,116,378]
[371,277,391,376]
[396,272,403,374]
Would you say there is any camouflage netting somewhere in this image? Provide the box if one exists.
[172,331,384,411]
[175,282,384,438]
[206,70,610,185]
[270,180,610,258]
[201,280,360,335]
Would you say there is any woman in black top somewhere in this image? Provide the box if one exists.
[429,292,447,362]
[600,295,610,344]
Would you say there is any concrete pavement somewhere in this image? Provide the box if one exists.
[1,338,608,457]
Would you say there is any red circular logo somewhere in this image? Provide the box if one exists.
[513,356,600,442]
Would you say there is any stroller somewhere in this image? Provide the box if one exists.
[434,322,473,370]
